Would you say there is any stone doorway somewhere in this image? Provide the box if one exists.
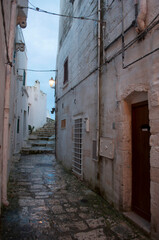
[131,101,151,221]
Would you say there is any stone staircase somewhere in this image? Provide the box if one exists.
[21,120,55,154]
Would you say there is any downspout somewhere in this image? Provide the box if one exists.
[121,0,125,69]
[55,74,57,159]
[136,0,147,32]
[97,0,101,160]
[134,0,138,28]
[2,0,17,206]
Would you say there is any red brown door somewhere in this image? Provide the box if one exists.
[132,101,151,221]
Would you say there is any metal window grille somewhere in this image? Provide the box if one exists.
[72,118,83,176]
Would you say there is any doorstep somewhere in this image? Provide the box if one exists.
[123,211,150,236]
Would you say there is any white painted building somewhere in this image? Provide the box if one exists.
[27,80,47,131]
[56,0,159,238]
[11,26,29,154]
[0,0,28,209]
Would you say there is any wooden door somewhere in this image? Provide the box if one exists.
[132,101,150,221]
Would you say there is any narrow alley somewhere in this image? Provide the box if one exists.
[0,135,149,239]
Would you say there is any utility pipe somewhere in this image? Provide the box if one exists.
[97,0,101,159]
[2,0,17,206]
[137,0,147,31]
[121,0,125,69]
[134,0,138,27]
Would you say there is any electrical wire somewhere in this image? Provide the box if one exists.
[18,68,57,72]
[107,0,115,9]
[19,6,103,23]
[103,0,115,11]
[28,0,98,19]
[28,0,36,8]
[123,47,159,69]
[85,10,98,18]
[56,67,98,103]
[1,0,12,66]
[105,14,159,64]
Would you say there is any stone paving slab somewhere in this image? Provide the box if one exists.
[0,154,150,240]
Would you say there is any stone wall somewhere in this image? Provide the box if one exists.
[56,0,98,183]
[27,81,47,130]
[56,0,159,238]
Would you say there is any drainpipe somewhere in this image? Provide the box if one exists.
[2,0,17,206]
[121,0,125,69]
[97,0,101,160]
[134,0,138,27]
[136,0,147,32]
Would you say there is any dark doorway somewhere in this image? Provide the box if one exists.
[132,101,151,221]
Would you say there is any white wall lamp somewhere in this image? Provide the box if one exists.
[49,77,56,88]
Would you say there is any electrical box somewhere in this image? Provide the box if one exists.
[100,137,114,159]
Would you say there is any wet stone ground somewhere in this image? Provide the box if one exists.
[0,154,149,240]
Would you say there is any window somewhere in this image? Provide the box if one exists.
[23,70,26,86]
[72,118,83,176]
[17,117,20,133]
[61,119,66,129]
[64,57,68,85]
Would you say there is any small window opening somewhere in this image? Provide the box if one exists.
[64,57,68,85]
[61,119,66,129]
[17,118,20,133]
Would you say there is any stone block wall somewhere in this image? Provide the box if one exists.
[56,0,98,187]
[56,0,159,238]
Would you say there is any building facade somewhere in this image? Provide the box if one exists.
[12,26,29,153]
[56,0,159,238]
[0,0,28,210]
[27,80,47,131]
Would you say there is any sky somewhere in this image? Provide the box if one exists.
[22,0,60,119]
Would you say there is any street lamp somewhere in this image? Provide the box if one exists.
[49,77,55,88]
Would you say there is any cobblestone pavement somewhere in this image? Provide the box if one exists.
[0,154,149,240]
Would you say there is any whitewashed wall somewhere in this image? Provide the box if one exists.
[27,81,47,130]
[9,26,29,154]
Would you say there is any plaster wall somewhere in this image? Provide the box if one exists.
[27,81,47,130]
[0,0,28,212]
[0,0,12,212]
[13,27,28,153]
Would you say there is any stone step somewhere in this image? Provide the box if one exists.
[31,142,54,147]
[25,121,55,155]
[35,129,55,132]
[29,136,51,141]
[36,134,54,137]
[21,147,55,155]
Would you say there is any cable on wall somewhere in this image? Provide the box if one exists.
[105,13,159,65]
